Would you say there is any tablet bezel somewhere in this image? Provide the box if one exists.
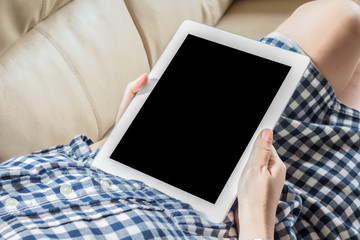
[92,20,310,223]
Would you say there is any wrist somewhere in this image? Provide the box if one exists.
[89,138,107,152]
[238,211,275,240]
[238,224,273,240]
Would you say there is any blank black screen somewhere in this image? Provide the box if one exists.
[111,34,290,203]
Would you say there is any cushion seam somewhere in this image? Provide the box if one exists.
[40,0,47,20]
[123,0,153,67]
[33,25,102,140]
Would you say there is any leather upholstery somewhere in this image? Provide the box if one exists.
[0,0,149,161]
[0,0,71,55]
[216,0,310,39]
[0,0,307,162]
[124,0,233,67]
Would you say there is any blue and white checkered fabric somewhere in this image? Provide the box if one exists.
[0,135,237,239]
[260,36,360,239]
[1,35,360,239]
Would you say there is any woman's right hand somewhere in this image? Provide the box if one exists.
[236,129,286,240]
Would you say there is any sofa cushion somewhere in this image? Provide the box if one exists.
[124,0,233,67]
[0,0,72,55]
[0,0,150,162]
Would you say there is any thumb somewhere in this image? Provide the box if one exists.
[248,129,273,172]
[116,73,148,123]
[128,73,148,94]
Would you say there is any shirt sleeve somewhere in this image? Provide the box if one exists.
[31,135,99,164]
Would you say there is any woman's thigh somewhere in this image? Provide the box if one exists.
[275,0,360,96]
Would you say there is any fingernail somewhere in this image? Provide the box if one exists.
[261,129,272,141]
[132,74,148,93]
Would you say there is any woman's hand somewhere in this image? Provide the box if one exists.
[115,73,148,123]
[89,73,148,152]
[236,129,286,240]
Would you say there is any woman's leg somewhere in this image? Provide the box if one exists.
[338,61,360,110]
[275,0,360,109]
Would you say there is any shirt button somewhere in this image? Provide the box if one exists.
[6,197,19,208]
[60,184,73,196]
[100,179,110,189]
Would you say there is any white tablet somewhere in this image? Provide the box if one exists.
[92,20,309,223]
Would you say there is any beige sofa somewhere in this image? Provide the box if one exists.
[0,0,309,162]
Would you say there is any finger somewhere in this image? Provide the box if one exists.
[116,73,148,122]
[247,129,273,172]
[129,73,148,94]
[268,146,287,177]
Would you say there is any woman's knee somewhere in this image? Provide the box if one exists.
[277,0,360,41]
[275,0,360,94]
[329,0,360,37]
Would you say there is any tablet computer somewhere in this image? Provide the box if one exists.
[92,20,309,223]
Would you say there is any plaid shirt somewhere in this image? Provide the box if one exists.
[0,135,237,239]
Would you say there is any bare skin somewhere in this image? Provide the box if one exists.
[275,0,360,110]
[236,129,286,240]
